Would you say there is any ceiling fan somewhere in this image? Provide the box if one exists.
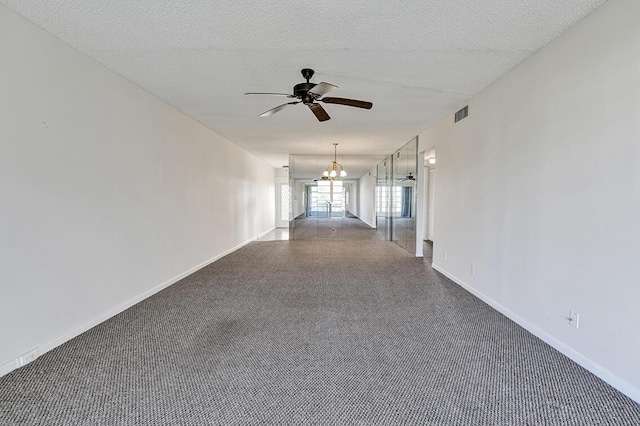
[397,173,415,182]
[245,68,373,122]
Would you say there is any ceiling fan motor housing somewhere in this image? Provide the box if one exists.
[293,82,317,103]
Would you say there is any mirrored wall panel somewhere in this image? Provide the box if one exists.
[289,139,419,254]
[376,157,392,240]
[289,152,385,240]
[391,138,418,255]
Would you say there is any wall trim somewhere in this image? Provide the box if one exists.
[0,235,260,379]
[258,227,276,239]
[431,263,640,404]
[352,214,376,229]
[0,365,11,378]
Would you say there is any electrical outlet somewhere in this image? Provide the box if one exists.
[471,264,476,275]
[16,350,38,367]
[568,310,580,329]
[444,252,448,261]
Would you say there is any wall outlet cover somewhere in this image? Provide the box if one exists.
[569,310,580,329]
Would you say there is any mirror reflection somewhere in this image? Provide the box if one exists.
[391,138,418,254]
[288,137,418,255]
[289,153,386,240]
[376,158,391,240]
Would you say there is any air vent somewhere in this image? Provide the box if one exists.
[455,105,469,123]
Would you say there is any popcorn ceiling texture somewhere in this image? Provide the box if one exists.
[0,0,607,165]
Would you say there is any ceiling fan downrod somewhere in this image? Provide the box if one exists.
[301,68,314,83]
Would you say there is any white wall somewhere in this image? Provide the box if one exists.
[422,0,640,401]
[346,181,358,216]
[0,6,275,375]
[357,170,376,228]
[425,167,436,241]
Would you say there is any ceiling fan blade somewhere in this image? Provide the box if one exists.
[245,92,295,97]
[321,97,373,109]
[308,82,338,99]
[307,103,331,122]
[259,101,300,117]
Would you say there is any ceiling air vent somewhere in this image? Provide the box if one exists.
[455,105,469,123]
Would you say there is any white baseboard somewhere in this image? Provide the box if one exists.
[361,220,376,228]
[0,361,14,377]
[431,263,640,404]
[0,236,258,379]
[352,214,376,229]
[258,227,276,238]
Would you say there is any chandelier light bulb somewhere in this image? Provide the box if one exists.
[330,169,337,178]
[340,170,347,177]
[323,170,329,177]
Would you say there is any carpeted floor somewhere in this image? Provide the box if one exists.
[1,237,639,424]
[291,215,385,241]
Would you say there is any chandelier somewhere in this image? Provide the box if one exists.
[322,143,347,180]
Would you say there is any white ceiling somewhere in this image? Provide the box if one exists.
[2,0,607,174]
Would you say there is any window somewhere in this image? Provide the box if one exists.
[308,181,345,217]
[280,183,289,222]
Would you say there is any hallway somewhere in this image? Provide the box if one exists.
[1,238,638,425]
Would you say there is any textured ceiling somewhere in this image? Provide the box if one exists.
[2,0,607,176]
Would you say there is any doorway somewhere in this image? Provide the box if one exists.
[275,176,289,228]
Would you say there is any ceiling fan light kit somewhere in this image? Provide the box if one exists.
[245,69,373,122]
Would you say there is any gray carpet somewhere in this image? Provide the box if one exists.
[292,216,385,241]
[1,239,639,425]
